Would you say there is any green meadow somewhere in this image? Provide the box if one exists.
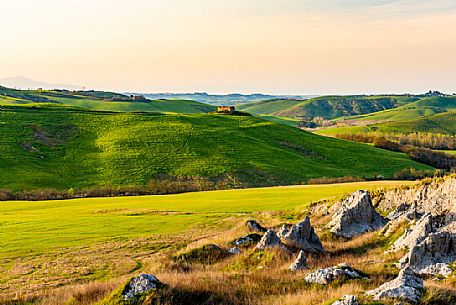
[0,104,429,192]
[0,180,413,259]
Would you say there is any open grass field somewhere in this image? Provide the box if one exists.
[0,104,429,192]
[253,114,300,127]
[0,181,412,258]
[0,180,416,301]
[314,126,370,136]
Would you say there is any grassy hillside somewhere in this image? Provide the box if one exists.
[249,95,418,119]
[310,96,455,139]
[315,110,456,137]
[253,114,301,127]
[0,86,215,114]
[237,99,302,114]
[350,96,455,122]
[0,104,430,192]
[238,95,455,128]
[374,111,456,135]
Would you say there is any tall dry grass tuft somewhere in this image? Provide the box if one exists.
[268,282,364,305]
[0,279,122,305]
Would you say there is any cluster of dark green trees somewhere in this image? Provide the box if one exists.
[335,132,456,170]
[337,132,456,150]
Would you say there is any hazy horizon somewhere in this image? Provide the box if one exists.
[1,0,456,95]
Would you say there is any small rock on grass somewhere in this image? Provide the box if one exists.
[123,274,161,300]
[331,295,359,305]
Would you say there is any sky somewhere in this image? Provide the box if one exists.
[1,0,456,94]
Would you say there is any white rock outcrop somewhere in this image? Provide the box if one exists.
[385,177,456,277]
[256,229,282,250]
[379,178,456,217]
[304,263,362,285]
[390,213,436,252]
[281,216,325,253]
[289,250,307,271]
[365,268,423,303]
[331,295,359,305]
[123,274,161,300]
[327,190,388,238]
[277,224,290,238]
[400,231,456,276]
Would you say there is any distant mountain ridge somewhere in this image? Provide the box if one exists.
[0,76,83,91]
[133,92,315,106]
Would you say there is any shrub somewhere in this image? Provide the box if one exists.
[307,176,364,185]
[393,168,435,180]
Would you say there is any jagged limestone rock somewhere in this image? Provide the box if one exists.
[385,179,456,277]
[400,231,456,277]
[256,229,282,250]
[281,216,325,253]
[123,274,161,300]
[304,263,362,285]
[365,268,424,303]
[246,220,267,233]
[390,213,436,252]
[327,190,387,239]
[289,250,307,271]
[277,224,290,238]
[387,202,422,222]
[379,177,456,221]
[381,176,456,276]
[331,295,359,305]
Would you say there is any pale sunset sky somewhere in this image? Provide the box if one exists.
[1,0,455,94]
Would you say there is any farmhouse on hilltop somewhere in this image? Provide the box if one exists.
[217,105,235,114]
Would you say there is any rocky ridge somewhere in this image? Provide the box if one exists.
[327,190,388,238]
[365,268,424,303]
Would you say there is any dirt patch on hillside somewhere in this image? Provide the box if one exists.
[29,123,77,147]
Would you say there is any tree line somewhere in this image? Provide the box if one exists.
[335,133,456,170]
[336,132,456,150]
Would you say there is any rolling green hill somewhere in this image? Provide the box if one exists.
[238,95,418,119]
[374,111,456,135]
[316,97,456,136]
[0,104,430,192]
[237,99,302,114]
[351,96,456,122]
[0,86,215,114]
[238,95,455,127]
[277,95,419,119]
